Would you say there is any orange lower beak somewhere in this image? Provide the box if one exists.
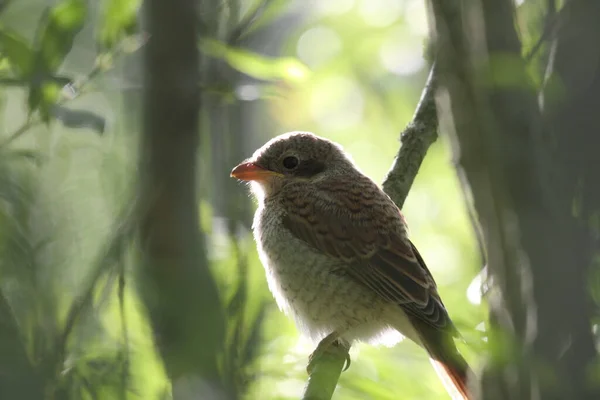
[230,162,281,181]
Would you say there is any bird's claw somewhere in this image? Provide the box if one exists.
[342,352,351,371]
[306,332,351,375]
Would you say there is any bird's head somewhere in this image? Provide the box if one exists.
[231,131,355,200]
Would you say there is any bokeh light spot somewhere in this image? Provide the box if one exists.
[379,28,425,76]
[359,0,403,27]
[235,84,260,101]
[313,0,356,16]
[310,76,364,131]
[297,26,342,67]
[405,0,429,36]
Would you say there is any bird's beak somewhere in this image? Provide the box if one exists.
[230,162,282,181]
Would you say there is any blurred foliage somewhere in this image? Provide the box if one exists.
[0,0,592,399]
[29,0,87,119]
[200,38,310,85]
[98,0,140,50]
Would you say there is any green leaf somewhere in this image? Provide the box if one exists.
[28,0,87,118]
[200,38,310,83]
[0,28,33,77]
[518,0,548,57]
[34,0,87,74]
[52,105,106,134]
[28,81,60,122]
[98,0,141,50]
[0,75,70,87]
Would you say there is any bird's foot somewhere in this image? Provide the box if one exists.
[307,332,351,375]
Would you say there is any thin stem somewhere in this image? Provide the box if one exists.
[382,63,439,209]
[0,118,39,149]
[0,37,144,151]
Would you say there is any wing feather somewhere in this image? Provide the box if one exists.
[281,177,456,333]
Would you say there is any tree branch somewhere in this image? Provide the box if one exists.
[302,343,348,400]
[301,63,439,400]
[382,64,439,208]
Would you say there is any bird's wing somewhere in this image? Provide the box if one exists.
[281,177,456,334]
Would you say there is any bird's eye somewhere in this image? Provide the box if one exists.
[282,156,299,170]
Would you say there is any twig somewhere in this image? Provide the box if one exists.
[301,62,439,400]
[302,343,347,400]
[0,117,39,149]
[382,63,439,208]
[53,207,134,380]
[227,0,273,44]
[118,256,130,400]
[0,36,146,151]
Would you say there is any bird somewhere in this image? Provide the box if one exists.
[230,131,473,399]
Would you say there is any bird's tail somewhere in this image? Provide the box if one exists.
[409,318,473,400]
[430,354,472,400]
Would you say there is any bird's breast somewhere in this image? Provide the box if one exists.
[252,202,389,343]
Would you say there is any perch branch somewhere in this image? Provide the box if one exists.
[302,342,348,400]
[383,63,439,208]
[301,63,439,400]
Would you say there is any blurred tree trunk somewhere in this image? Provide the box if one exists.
[429,0,599,399]
[535,1,600,397]
[137,0,226,398]
[198,0,310,396]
